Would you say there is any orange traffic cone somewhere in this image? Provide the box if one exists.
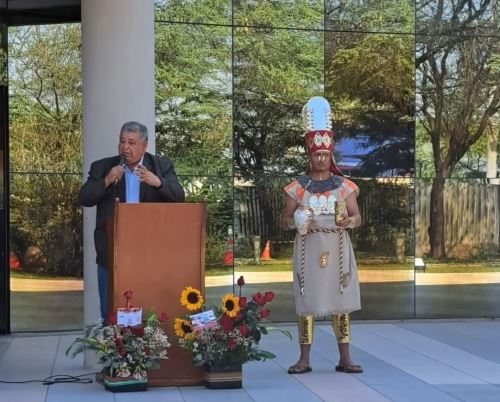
[260,240,271,260]
[223,239,234,266]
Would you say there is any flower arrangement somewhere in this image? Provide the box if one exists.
[174,276,290,368]
[66,291,171,379]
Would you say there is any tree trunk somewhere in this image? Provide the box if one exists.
[428,177,447,259]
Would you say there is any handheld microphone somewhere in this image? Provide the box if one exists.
[115,157,125,185]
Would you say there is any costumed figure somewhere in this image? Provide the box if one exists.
[281,96,363,374]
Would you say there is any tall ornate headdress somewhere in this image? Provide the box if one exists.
[302,96,343,176]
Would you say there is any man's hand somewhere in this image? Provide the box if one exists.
[105,165,125,188]
[336,212,349,228]
[135,165,162,188]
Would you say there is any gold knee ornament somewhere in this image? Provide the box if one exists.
[332,313,351,343]
[298,315,314,345]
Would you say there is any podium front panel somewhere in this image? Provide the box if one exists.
[107,202,206,386]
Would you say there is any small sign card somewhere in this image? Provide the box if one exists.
[190,309,217,332]
[117,307,142,326]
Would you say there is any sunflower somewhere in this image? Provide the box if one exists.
[222,293,240,318]
[174,318,193,338]
[180,286,203,311]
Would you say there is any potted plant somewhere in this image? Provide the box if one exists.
[66,291,170,392]
[174,276,291,389]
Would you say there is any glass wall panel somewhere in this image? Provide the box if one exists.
[414,0,500,319]
[10,173,83,331]
[325,31,415,178]
[155,22,232,177]
[234,0,323,30]
[415,178,500,318]
[326,0,415,34]
[155,0,231,25]
[352,177,414,319]
[234,175,296,321]
[8,24,82,332]
[416,0,499,36]
[178,175,234,306]
[233,27,323,176]
[0,12,8,333]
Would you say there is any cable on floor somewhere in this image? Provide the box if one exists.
[0,372,95,385]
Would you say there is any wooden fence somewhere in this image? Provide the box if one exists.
[415,181,500,258]
[234,178,414,257]
[235,179,500,259]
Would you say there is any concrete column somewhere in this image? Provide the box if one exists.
[81,0,155,341]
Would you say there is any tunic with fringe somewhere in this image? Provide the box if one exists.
[285,175,361,316]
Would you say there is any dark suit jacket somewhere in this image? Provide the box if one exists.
[79,152,185,266]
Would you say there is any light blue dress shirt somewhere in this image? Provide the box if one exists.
[124,157,143,203]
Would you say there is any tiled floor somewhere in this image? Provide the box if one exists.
[1,320,500,401]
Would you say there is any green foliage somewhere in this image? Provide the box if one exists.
[205,234,227,266]
[234,0,323,29]
[155,0,230,24]
[10,174,83,276]
[155,23,231,178]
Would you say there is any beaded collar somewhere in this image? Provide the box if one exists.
[297,174,343,193]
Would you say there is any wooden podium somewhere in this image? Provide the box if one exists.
[106,202,206,386]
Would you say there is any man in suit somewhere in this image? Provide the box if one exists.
[80,121,185,321]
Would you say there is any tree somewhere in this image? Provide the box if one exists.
[417,1,500,259]
[233,22,323,238]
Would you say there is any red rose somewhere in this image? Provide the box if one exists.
[131,325,144,337]
[253,292,266,306]
[252,292,264,305]
[144,347,150,355]
[227,337,237,350]
[107,313,117,325]
[239,296,247,308]
[219,314,233,333]
[260,308,270,319]
[239,324,250,337]
[113,337,123,346]
[118,347,127,357]
[123,290,133,300]
[158,312,168,322]
[237,276,245,287]
[264,291,275,303]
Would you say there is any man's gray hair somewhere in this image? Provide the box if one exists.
[120,121,148,142]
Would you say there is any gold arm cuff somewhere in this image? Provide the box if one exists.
[347,217,356,229]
